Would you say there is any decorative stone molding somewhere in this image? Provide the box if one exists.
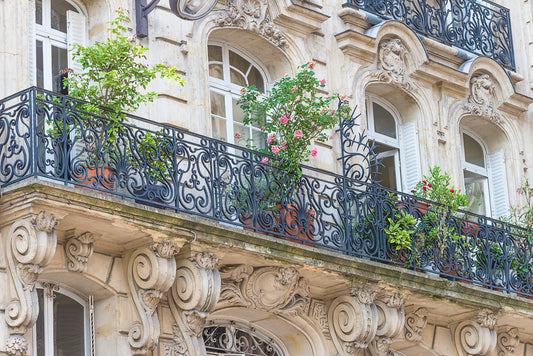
[168,251,221,355]
[463,74,504,125]
[369,290,406,356]
[4,211,59,355]
[219,265,310,316]
[65,231,95,273]
[214,0,287,49]
[373,39,414,92]
[328,287,378,356]
[454,309,497,356]
[126,241,179,355]
[497,327,519,356]
[309,299,331,339]
[404,307,427,343]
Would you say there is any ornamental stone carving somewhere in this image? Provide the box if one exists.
[126,241,179,355]
[497,327,519,356]
[404,307,427,343]
[168,251,221,355]
[454,309,497,356]
[373,39,413,91]
[215,0,287,49]
[65,231,95,273]
[369,290,406,356]
[463,74,504,125]
[328,287,378,356]
[219,265,310,316]
[4,211,59,355]
[309,299,331,339]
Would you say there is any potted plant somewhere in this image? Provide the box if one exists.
[54,9,183,189]
[384,209,420,265]
[237,62,351,243]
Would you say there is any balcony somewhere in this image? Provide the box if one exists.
[342,0,515,71]
[1,87,532,297]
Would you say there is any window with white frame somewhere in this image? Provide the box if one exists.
[208,43,266,146]
[34,0,85,92]
[462,131,491,215]
[34,285,89,356]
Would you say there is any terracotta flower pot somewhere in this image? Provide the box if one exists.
[277,204,315,246]
[74,165,115,189]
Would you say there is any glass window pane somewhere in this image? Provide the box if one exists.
[209,63,223,80]
[51,0,76,32]
[378,154,397,190]
[229,50,250,77]
[212,117,227,141]
[230,69,247,87]
[51,45,68,93]
[251,128,265,148]
[463,133,485,167]
[36,0,43,25]
[247,66,264,93]
[208,45,222,62]
[36,289,45,356]
[53,293,85,356]
[464,170,487,215]
[36,40,44,88]
[232,98,245,124]
[233,123,250,143]
[210,91,226,117]
[373,103,396,139]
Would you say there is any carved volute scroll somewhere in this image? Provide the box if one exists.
[369,290,406,356]
[463,74,504,125]
[127,240,179,355]
[404,307,427,343]
[373,39,413,91]
[65,231,95,273]
[328,287,378,356]
[497,327,519,356]
[219,265,310,316]
[454,309,497,356]
[168,251,221,355]
[215,0,287,49]
[4,211,59,356]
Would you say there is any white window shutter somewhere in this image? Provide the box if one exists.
[399,121,422,192]
[29,7,36,86]
[67,10,86,74]
[488,150,510,218]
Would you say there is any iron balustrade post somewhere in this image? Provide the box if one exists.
[30,88,37,180]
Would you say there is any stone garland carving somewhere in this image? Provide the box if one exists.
[219,265,310,316]
[404,307,428,343]
[328,287,378,356]
[463,74,504,125]
[454,309,497,356]
[127,241,179,355]
[497,327,519,356]
[369,291,406,356]
[373,39,414,92]
[4,211,59,356]
[65,231,95,273]
[168,251,221,355]
[215,0,287,49]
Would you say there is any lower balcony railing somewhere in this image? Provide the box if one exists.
[1,87,532,297]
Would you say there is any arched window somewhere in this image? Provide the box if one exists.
[461,131,491,215]
[34,285,88,355]
[208,43,266,146]
[34,0,86,92]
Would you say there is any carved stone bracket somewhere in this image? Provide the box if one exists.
[127,240,179,355]
[369,289,406,356]
[309,299,331,339]
[372,39,414,92]
[214,0,287,49]
[4,211,59,355]
[454,309,497,356]
[497,327,519,356]
[65,231,95,273]
[168,251,221,355]
[328,287,378,356]
[219,265,310,316]
[463,74,504,125]
[404,307,427,343]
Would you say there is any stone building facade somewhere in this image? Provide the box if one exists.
[2,0,533,355]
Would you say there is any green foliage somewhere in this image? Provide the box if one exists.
[238,62,350,176]
[385,210,417,251]
[506,178,533,242]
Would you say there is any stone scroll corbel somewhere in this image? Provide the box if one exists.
[65,231,95,273]
[126,240,180,355]
[369,289,407,356]
[4,211,60,356]
[167,249,221,355]
[454,309,498,356]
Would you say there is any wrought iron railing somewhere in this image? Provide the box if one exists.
[1,87,532,297]
[343,0,515,71]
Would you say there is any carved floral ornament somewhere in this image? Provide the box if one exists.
[214,0,287,49]
[463,73,504,125]
[373,38,414,92]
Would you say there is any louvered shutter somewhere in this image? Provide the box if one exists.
[67,10,86,74]
[488,150,510,218]
[399,121,422,192]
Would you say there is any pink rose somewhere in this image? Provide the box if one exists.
[311,148,317,157]
[271,145,279,154]
[279,113,289,124]
[280,142,287,150]
[308,61,316,70]
[261,157,269,164]
[290,86,298,93]
[261,126,266,131]
[450,189,455,193]
[321,107,327,114]
[340,94,347,101]
[331,109,336,115]
[267,134,276,144]
[294,95,301,103]
[240,87,246,93]
[294,130,303,138]
[423,186,427,191]
[234,132,241,139]
[319,78,326,86]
